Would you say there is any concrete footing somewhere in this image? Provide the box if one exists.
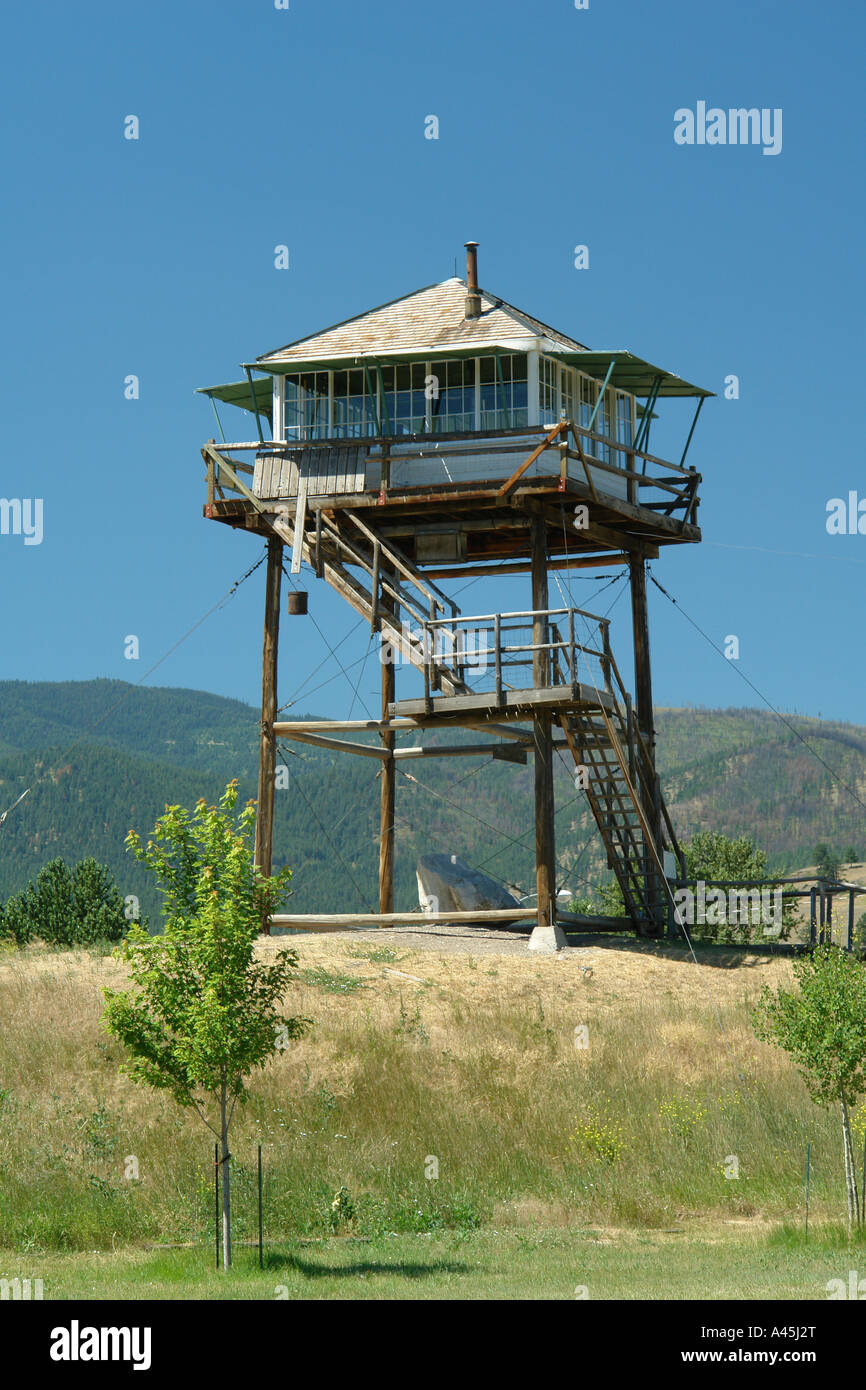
[527,922,569,954]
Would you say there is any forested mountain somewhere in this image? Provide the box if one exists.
[0,680,863,923]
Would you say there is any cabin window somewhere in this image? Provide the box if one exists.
[578,372,596,431]
[479,353,497,426]
[380,362,428,435]
[282,351,531,440]
[539,357,559,426]
[561,365,576,424]
[478,352,527,429]
[615,390,634,457]
[332,369,376,438]
[495,352,528,427]
[285,371,330,440]
[577,371,613,465]
[432,358,476,432]
[595,386,612,466]
[540,357,579,429]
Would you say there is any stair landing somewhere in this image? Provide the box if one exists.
[390,682,617,721]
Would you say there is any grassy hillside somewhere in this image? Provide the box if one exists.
[0,934,855,1265]
[1,680,865,923]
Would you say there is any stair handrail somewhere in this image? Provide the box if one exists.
[343,511,458,620]
[602,647,683,861]
[318,516,430,630]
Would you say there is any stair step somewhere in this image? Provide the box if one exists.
[560,701,673,930]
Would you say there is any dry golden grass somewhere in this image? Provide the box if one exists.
[0,932,845,1252]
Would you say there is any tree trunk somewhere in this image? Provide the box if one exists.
[220,1083,232,1270]
[840,1091,860,1239]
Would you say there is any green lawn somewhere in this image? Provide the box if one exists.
[3,1226,861,1300]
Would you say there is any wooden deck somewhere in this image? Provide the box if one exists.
[203,419,702,566]
[390,681,616,721]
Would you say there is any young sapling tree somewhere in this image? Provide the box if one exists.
[753,944,866,1238]
[103,782,310,1268]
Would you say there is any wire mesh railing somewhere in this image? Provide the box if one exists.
[414,605,612,704]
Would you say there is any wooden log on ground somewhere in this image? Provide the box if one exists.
[269,909,536,929]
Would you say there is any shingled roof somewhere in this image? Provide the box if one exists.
[255,278,590,368]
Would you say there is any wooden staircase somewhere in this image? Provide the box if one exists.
[204,446,473,697]
[544,613,681,934]
[560,702,673,931]
[297,508,477,698]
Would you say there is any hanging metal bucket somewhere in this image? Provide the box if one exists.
[287,590,308,616]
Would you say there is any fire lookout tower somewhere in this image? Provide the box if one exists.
[199,244,711,944]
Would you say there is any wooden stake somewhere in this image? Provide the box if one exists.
[531,515,555,932]
[254,535,282,929]
[214,1141,220,1270]
[804,1142,810,1238]
[258,1144,264,1270]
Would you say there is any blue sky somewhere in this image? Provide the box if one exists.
[1,0,863,725]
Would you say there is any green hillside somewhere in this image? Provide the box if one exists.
[0,681,863,923]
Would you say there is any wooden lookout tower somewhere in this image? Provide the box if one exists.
[199,244,712,944]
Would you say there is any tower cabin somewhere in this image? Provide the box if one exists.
[199,244,712,942]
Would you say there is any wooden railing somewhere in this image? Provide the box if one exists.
[202,421,701,526]
[567,419,700,521]
[602,643,682,862]
[670,875,866,951]
[417,605,611,709]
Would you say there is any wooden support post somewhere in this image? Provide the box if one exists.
[254,536,282,930]
[819,885,826,945]
[379,572,396,915]
[629,549,663,932]
[291,474,307,574]
[370,540,380,634]
[531,514,549,694]
[206,440,216,509]
[849,889,856,952]
[653,772,666,928]
[558,429,568,492]
[629,551,655,753]
[528,513,561,951]
[494,612,503,706]
[428,597,441,693]
[533,711,555,931]
[601,620,613,695]
[378,441,391,505]
[314,506,323,579]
